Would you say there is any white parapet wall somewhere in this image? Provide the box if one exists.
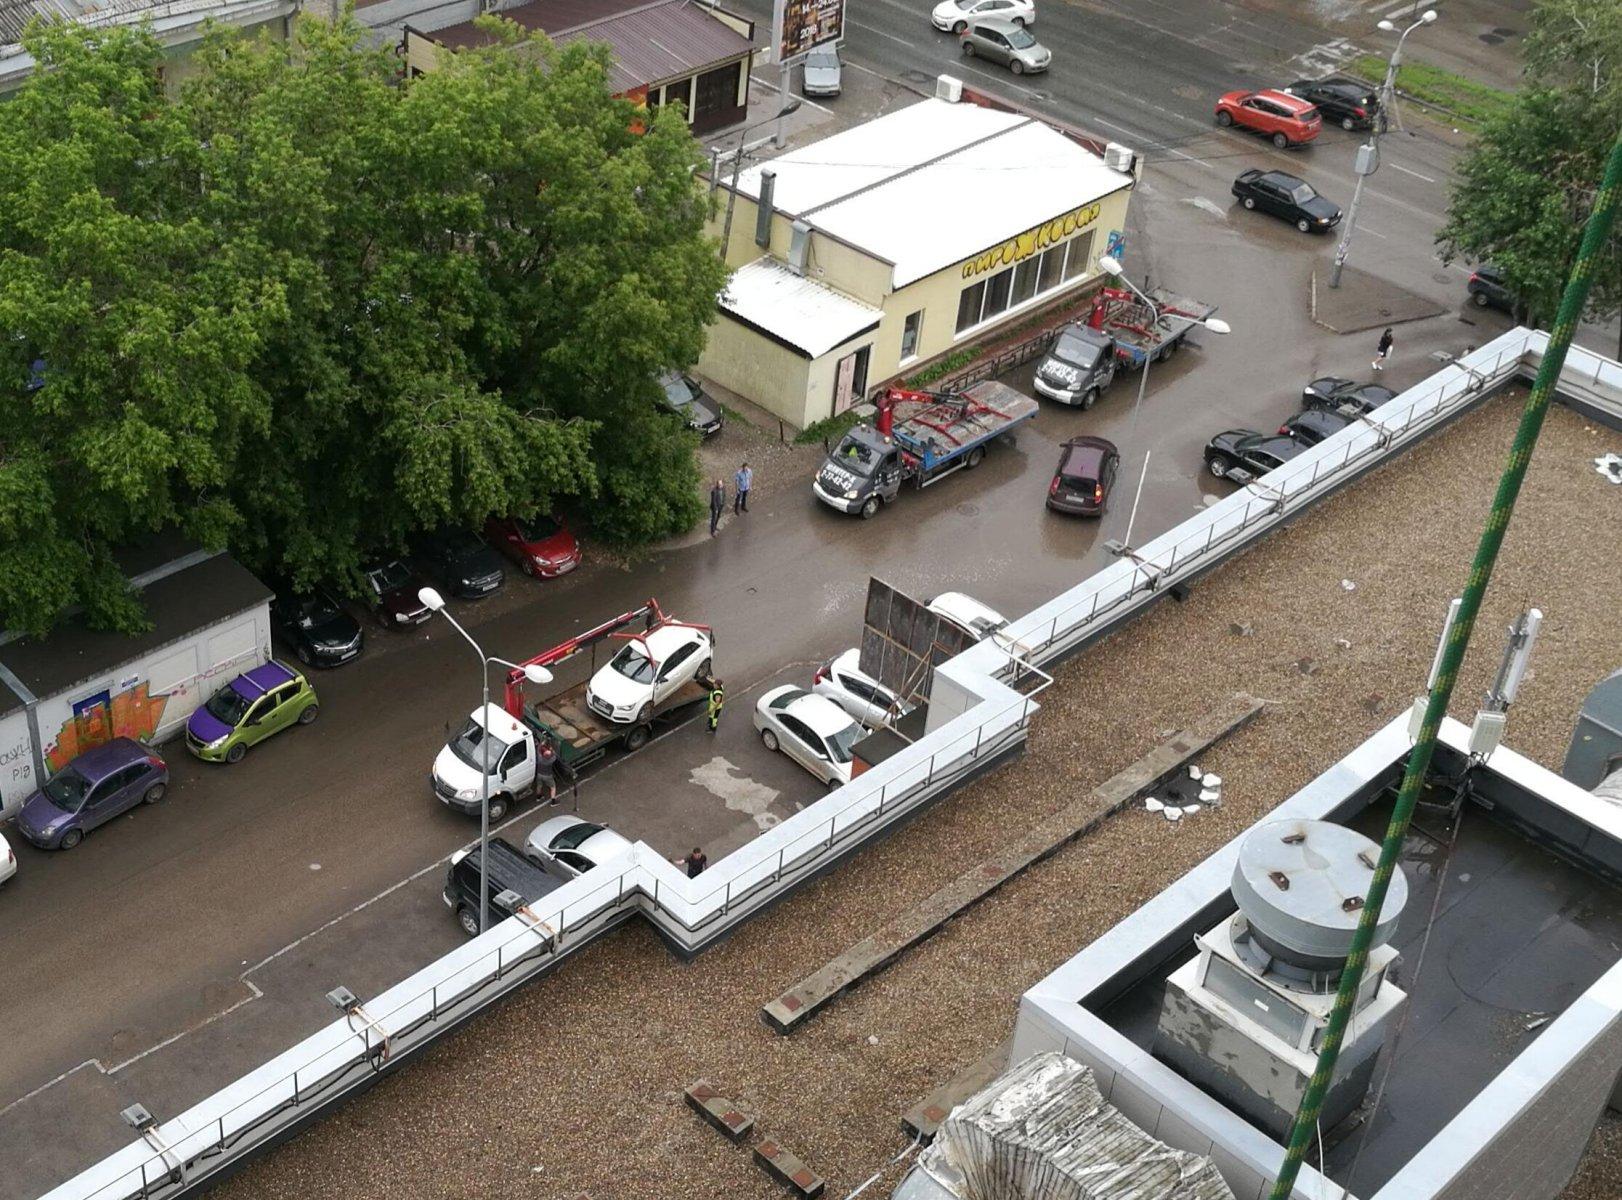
[40,328,1622,1200]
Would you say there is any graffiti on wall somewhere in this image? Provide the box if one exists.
[44,683,172,772]
[1,732,33,806]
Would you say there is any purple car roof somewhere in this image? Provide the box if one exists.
[66,737,154,783]
[231,660,297,699]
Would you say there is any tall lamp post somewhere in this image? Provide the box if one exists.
[1329,9,1437,288]
[1096,254,1230,549]
[717,98,801,260]
[420,587,553,935]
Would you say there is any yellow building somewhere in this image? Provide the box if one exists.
[702,87,1140,429]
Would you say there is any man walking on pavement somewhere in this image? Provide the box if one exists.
[734,462,752,513]
[706,676,725,732]
[1372,327,1394,371]
[709,478,725,536]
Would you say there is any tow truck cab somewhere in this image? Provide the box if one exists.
[814,425,906,516]
[1033,324,1117,407]
[431,703,542,822]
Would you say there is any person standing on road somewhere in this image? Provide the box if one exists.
[706,677,726,732]
[709,478,726,536]
[684,847,708,877]
[1372,327,1394,372]
[734,462,752,513]
[536,733,560,805]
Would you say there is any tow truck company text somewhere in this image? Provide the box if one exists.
[960,201,1103,279]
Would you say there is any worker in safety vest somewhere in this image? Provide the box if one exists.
[706,678,725,732]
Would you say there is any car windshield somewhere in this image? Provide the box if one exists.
[516,515,561,541]
[367,561,411,593]
[1007,27,1038,48]
[42,768,89,810]
[609,643,657,685]
[206,684,253,726]
[551,822,603,852]
[1289,183,1317,205]
[448,718,513,772]
[825,722,861,764]
[661,375,695,408]
[296,596,343,628]
[1053,332,1101,368]
[806,47,837,68]
[832,433,880,476]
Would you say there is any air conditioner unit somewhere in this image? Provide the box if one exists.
[1104,142,1136,174]
[788,221,812,274]
[936,75,963,103]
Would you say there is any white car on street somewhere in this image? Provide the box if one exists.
[0,830,15,887]
[754,686,863,788]
[813,649,912,730]
[927,592,1010,643]
[931,0,1034,34]
[585,623,712,725]
[525,815,633,880]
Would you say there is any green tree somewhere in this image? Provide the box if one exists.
[1438,0,1622,349]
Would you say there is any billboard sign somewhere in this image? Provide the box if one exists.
[771,0,845,64]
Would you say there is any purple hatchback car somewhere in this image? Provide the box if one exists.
[16,738,169,851]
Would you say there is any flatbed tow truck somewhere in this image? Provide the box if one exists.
[813,380,1039,519]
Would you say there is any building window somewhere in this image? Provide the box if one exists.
[956,281,986,334]
[983,268,1014,321]
[1010,258,1040,308]
[900,310,923,360]
[1063,229,1096,281]
[663,76,694,119]
[694,62,744,127]
[1037,244,1066,294]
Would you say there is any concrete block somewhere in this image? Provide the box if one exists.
[754,1135,825,1198]
[684,1080,754,1143]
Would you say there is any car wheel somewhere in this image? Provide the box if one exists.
[625,724,651,751]
[457,906,480,937]
[1296,217,1312,233]
[828,777,843,791]
[952,19,966,33]
[59,828,83,850]
[1472,291,1490,308]
[1242,196,1256,210]
[296,645,312,666]
[1208,455,1230,479]
[487,796,509,822]
[1081,387,1099,411]
[762,728,780,752]
[225,742,247,764]
[859,496,880,519]
[298,703,319,726]
[1341,115,1356,131]
[636,702,652,725]
[522,558,537,577]
[961,41,974,57]
[142,782,166,805]
[1272,132,1289,149]
[695,658,712,681]
[1011,15,1024,26]
[1010,59,1025,75]
[965,446,986,469]
[1216,110,1233,127]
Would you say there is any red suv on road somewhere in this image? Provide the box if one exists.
[1215,88,1321,148]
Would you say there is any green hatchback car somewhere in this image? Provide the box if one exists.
[186,660,319,764]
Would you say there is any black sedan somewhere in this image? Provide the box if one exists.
[1279,408,1355,447]
[1284,77,1380,131]
[659,371,724,438]
[1467,263,1516,312]
[1205,429,1310,481]
[271,587,364,668]
[1232,169,1342,234]
[418,529,505,600]
[1302,376,1397,415]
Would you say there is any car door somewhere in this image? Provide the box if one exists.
[977,27,1010,65]
[837,672,884,727]
[779,715,829,779]
[552,849,592,879]
[1103,453,1120,504]
[1262,179,1293,218]
[261,683,299,736]
[81,767,131,831]
[654,642,697,704]
[498,737,532,793]
[1240,97,1272,133]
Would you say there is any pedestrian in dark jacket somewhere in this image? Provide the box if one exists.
[709,479,725,536]
[684,847,708,877]
[1372,327,1394,371]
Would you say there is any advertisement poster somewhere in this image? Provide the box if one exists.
[772,0,845,64]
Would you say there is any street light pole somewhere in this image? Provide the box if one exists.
[421,589,552,935]
[717,98,801,260]
[1097,256,1230,549]
[1329,9,1436,289]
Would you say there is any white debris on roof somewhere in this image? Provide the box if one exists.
[731,98,1134,288]
[719,257,882,359]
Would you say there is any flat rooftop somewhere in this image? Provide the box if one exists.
[214,390,1622,1200]
[1094,776,1622,1197]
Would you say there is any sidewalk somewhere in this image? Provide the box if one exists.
[1311,263,1446,335]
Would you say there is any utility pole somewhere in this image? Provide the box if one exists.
[1329,9,1436,288]
[1267,127,1622,1200]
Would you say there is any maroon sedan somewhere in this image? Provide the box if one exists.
[485,514,582,579]
[1046,436,1120,516]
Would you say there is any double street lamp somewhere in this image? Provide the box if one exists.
[1329,8,1438,288]
[1096,255,1231,549]
[420,587,553,936]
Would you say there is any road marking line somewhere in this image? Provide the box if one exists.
[1373,0,1417,14]
[1389,162,1437,183]
[1093,115,1211,166]
[1358,225,1390,240]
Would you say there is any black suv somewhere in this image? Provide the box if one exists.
[1284,78,1380,131]
[1205,429,1309,482]
[418,529,505,600]
[1232,169,1342,234]
[1302,377,1397,415]
[443,837,560,936]
[1279,408,1355,447]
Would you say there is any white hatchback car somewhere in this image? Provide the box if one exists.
[0,830,15,887]
[813,649,912,730]
[926,592,1010,643]
[931,0,1034,34]
[586,622,712,725]
[754,686,863,788]
[525,815,633,880]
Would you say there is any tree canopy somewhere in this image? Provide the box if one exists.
[1438,0,1622,342]
[0,15,725,635]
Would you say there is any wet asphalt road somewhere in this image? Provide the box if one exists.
[0,2,1522,1190]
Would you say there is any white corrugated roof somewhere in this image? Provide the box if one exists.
[732,98,1133,289]
[719,258,882,358]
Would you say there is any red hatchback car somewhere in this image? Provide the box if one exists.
[485,514,582,579]
[1215,88,1321,148]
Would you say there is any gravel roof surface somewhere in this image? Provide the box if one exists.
[221,390,1622,1200]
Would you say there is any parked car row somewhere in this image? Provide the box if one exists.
[1204,375,1397,482]
[1216,78,1381,148]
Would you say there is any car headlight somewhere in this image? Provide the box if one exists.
[844,488,859,500]
[456,787,479,801]
[1317,217,1329,224]
[203,735,229,751]
[395,612,411,624]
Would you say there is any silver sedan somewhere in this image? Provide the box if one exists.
[960,17,1051,75]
